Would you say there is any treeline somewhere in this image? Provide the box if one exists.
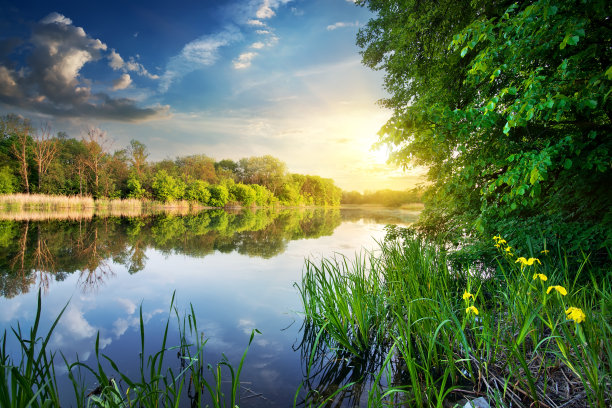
[0,114,342,207]
[341,188,422,207]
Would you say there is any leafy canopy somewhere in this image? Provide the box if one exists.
[357,0,612,258]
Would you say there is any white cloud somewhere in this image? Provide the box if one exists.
[0,12,164,121]
[291,7,304,16]
[251,41,265,49]
[112,73,132,90]
[247,19,266,26]
[256,29,270,34]
[40,12,73,25]
[327,21,360,31]
[233,52,258,69]
[108,49,124,70]
[160,26,242,91]
[256,0,275,18]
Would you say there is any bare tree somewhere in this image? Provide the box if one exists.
[127,139,149,178]
[81,127,111,196]
[32,123,59,191]
[2,115,32,193]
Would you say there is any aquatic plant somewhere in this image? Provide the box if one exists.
[297,232,612,407]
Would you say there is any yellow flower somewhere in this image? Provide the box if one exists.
[541,249,550,254]
[498,239,507,245]
[462,291,475,301]
[547,285,568,296]
[505,246,512,252]
[565,307,586,324]
[493,235,501,241]
[465,306,479,315]
[494,243,501,248]
[515,257,541,266]
[533,273,548,282]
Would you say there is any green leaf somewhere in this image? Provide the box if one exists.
[460,46,469,57]
[606,66,612,80]
[563,159,572,169]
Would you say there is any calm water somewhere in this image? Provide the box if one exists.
[0,207,417,406]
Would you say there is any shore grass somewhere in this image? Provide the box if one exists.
[0,194,212,219]
[297,229,612,407]
[0,290,258,407]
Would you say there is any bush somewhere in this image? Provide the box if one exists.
[185,179,210,203]
[0,166,16,194]
[152,170,185,202]
[206,184,229,207]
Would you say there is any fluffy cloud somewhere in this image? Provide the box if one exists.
[109,49,159,79]
[0,12,166,121]
[112,73,132,90]
[160,26,242,91]
[233,52,258,69]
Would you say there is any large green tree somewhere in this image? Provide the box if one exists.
[357,0,612,259]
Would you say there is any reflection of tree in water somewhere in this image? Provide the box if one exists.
[294,321,395,408]
[0,208,343,297]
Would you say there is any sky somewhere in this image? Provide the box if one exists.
[0,0,425,192]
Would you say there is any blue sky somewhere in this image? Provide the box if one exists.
[0,0,424,191]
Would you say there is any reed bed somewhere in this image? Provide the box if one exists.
[0,291,258,407]
[297,231,612,407]
[0,194,95,210]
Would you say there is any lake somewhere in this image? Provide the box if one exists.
[0,206,418,407]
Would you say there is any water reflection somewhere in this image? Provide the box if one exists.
[294,321,392,407]
[0,208,343,298]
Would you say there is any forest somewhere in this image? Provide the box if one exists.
[0,115,343,207]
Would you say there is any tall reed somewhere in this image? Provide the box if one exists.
[297,231,612,407]
[0,290,259,407]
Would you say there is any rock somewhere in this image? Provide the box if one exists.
[463,397,490,408]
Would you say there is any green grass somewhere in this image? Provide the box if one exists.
[296,230,612,407]
[0,291,258,407]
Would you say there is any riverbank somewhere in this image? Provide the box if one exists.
[297,229,611,407]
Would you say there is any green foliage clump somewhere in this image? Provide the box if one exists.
[126,175,147,199]
[230,183,256,206]
[151,170,185,202]
[206,184,229,207]
[357,0,612,265]
[0,167,16,194]
[184,179,210,203]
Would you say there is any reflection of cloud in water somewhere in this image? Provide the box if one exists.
[116,297,137,315]
[112,308,163,338]
[0,299,23,322]
[258,368,280,384]
[113,317,131,337]
[61,306,96,340]
[237,318,256,335]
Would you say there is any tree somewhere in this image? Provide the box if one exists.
[32,124,59,192]
[152,170,185,202]
[1,115,33,193]
[175,155,217,183]
[127,139,149,179]
[81,127,111,197]
[237,156,287,194]
[126,175,147,199]
[206,184,229,207]
[357,0,612,257]
[185,179,210,203]
[231,183,257,207]
[0,166,16,193]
